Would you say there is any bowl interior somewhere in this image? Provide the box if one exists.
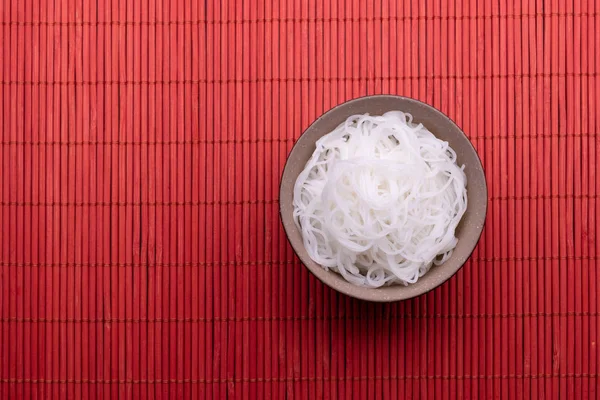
[280,95,487,302]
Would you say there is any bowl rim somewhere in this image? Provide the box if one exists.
[279,94,488,302]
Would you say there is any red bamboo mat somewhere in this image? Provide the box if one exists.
[0,0,599,399]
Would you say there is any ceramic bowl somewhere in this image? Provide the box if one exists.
[279,95,487,302]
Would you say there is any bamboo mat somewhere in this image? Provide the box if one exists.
[1,0,599,399]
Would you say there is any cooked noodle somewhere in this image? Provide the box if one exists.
[293,111,468,287]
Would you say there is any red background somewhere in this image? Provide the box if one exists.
[1,0,599,398]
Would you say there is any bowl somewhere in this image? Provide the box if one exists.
[279,95,487,302]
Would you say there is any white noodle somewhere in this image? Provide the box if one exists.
[293,111,468,287]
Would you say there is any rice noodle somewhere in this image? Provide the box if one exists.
[293,111,468,287]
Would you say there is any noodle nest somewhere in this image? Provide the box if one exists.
[293,111,468,287]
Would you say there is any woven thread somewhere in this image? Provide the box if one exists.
[0,372,600,385]
[1,255,597,269]
[0,132,594,147]
[0,201,279,207]
[0,373,598,384]
[0,74,598,85]
[2,312,599,323]
[0,139,296,146]
[0,261,298,267]
[1,12,599,26]
[0,194,597,208]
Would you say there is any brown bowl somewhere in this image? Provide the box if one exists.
[280,95,487,302]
